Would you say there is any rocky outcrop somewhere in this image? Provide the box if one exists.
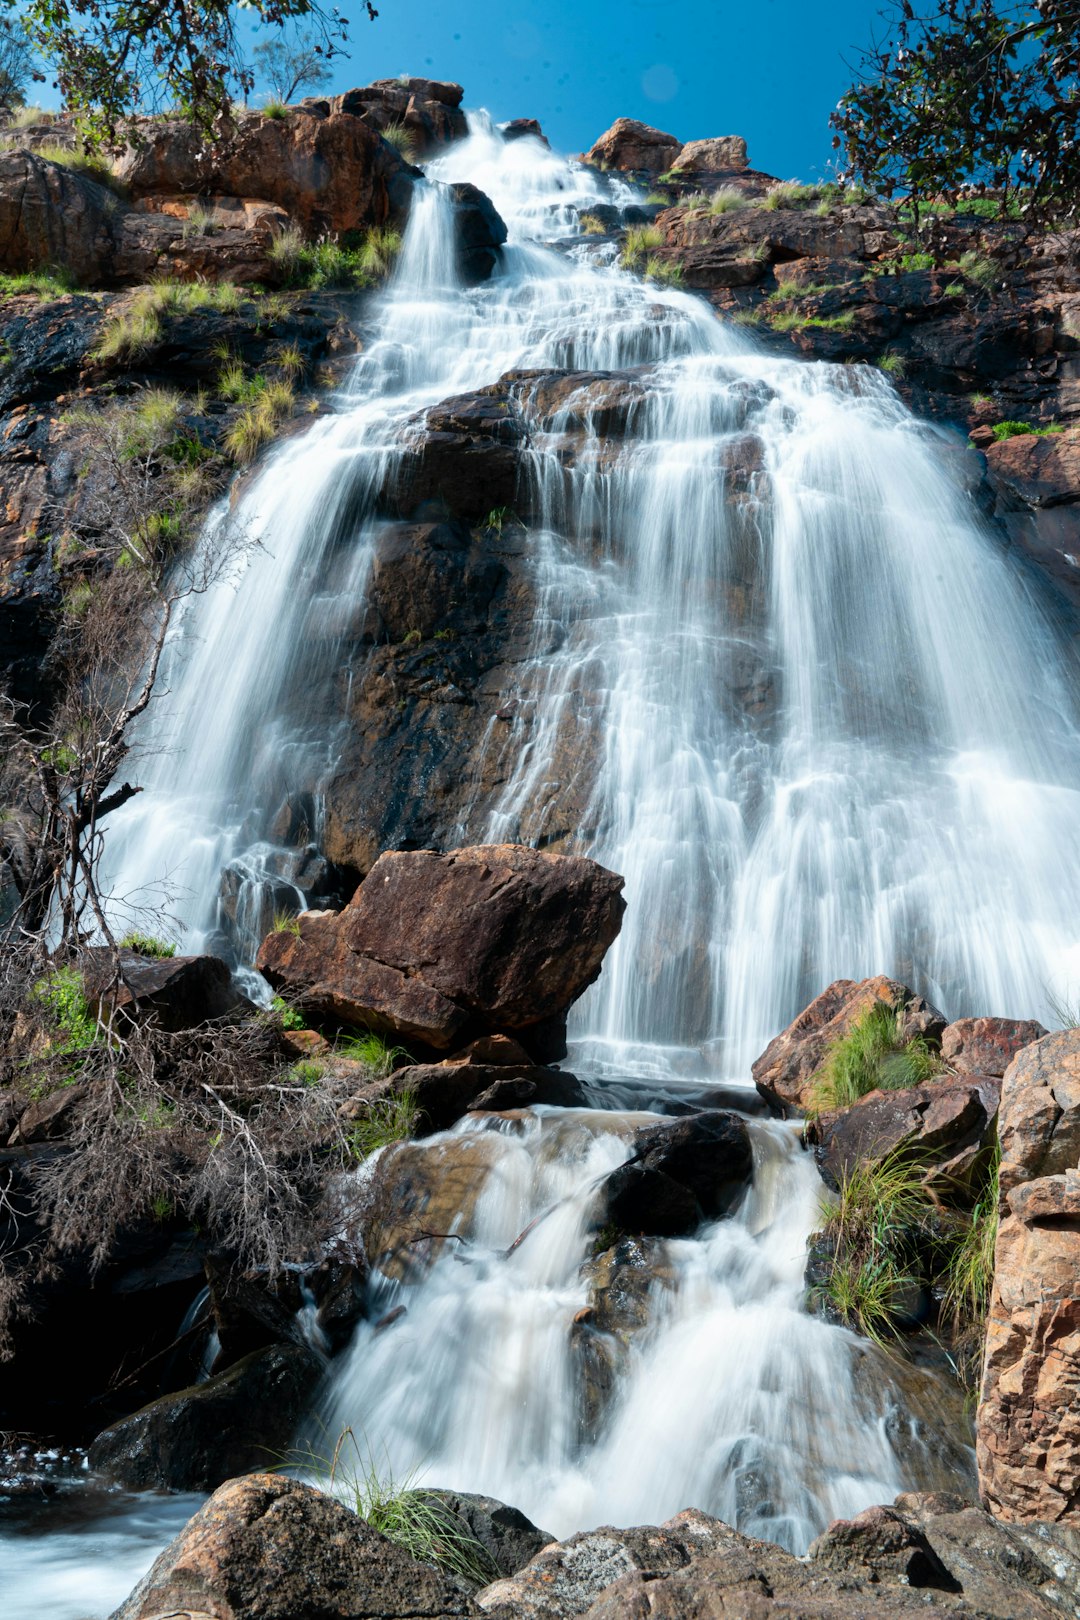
[88,1343,322,1491]
[813,1075,1000,1197]
[977,1028,1080,1521]
[0,149,119,283]
[333,77,468,156]
[110,1471,477,1619]
[751,977,947,1112]
[941,1016,1047,1077]
[584,118,681,174]
[397,1058,587,1132]
[256,844,625,1056]
[671,136,748,174]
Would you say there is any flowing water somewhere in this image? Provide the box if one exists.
[14,113,1080,1609]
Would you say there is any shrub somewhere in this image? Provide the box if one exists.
[897,251,935,272]
[118,931,176,958]
[263,99,290,120]
[809,999,941,1113]
[270,994,305,1030]
[34,965,99,1056]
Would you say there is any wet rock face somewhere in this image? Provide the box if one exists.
[88,1343,322,1492]
[977,1029,1080,1521]
[584,117,682,173]
[812,1074,1000,1198]
[109,1472,477,1620]
[449,182,509,283]
[598,1110,753,1238]
[751,977,947,1112]
[257,844,625,1054]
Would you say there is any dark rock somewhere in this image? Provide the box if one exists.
[627,1110,753,1220]
[381,385,528,522]
[808,1505,961,1590]
[7,1082,88,1145]
[599,1161,703,1238]
[503,119,548,147]
[752,977,947,1112]
[379,1059,586,1132]
[449,183,508,284]
[109,1471,476,1619]
[941,1016,1047,1077]
[421,1490,554,1578]
[82,948,251,1032]
[88,1343,322,1492]
[367,520,506,642]
[257,844,625,1054]
[362,1133,503,1282]
[205,1260,308,1370]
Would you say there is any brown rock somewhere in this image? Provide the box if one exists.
[109,1471,476,1619]
[381,387,528,522]
[584,118,682,174]
[394,1058,585,1131]
[82,949,250,1032]
[813,1075,1000,1198]
[0,149,117,282]
[362,1132,502,1282]
[808,1505,960,1590]
[671,137,749,174]
[984,428,1080,509]
[941,1017,1047,1078]
[256,845,625,1054]
[977,1029,1080,1521]
[116,106,406,237]
[7,1082,88,1145]
[751,977,946,1112]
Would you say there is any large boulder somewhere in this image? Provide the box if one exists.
[0,149,117,281]
[361,1132,504,1283]
[420,1491,554,1580]
[584,118,681,174]
[115,105,408,236]
[109,1471,476,1619]
[671,136,749,174]
[256,845,625,1056]
[334,78,468,156]
[941,1017,1047,1078]
[813,1075,1000,1197]
[448,182,508,284]
[751,977,947,1112]
[88,1343,322,1491]
[977,1029,1080,1521]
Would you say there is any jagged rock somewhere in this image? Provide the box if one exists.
[0,149,118,281]
[808,1505,961,1590]
[977,1029,1080,1521]
[503,119,548,146]
[257,844,625,1055]
[109,1471,476,1619]
[584,118,681,174]
[941,1016,1047,1077]
[671,136,749,174]
[449,182,508,283]
[88,1343,322,1492]
[812,1075,1000,1199]
[381,385,529,522]
[81,948,251,1032]
[115,103,409,236]
[597,1111,752,1239]
[334,77,468,156]
[751,977,947,1112]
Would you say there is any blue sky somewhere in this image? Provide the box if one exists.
[254,0,883,181]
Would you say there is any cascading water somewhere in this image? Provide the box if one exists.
[24,109,1080,1612]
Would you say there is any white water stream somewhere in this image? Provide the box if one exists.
[11,113,1080,1611]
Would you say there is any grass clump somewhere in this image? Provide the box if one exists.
[337,1030,410,1075]
[223,379,295,464]
[816,1149,931,1347]
[942,1145,999,1334]
[119,388,186,457]
[36,141,123,192]
[878,349,908,378]
[619,223,664,270]
[707,184,746,215]
[181,205,219,238]
[989,419,1064,441]
[810,999,941,1113]
[118,932,176,958]
[272,910,302,936]
[959,250,998,289]
[643,255,683,285]
[346,1089,418,1160]
[263,99,290,120]
[380,120,418,160]
[0,267,77,301]
[5,105,53,129]
[763,180,819,211]
[579,212,607,235]
[268,227,399,290]
[299,1430,499,1587]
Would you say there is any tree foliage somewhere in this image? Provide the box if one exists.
[253,26,334,104]
[832,1,1080,225]
[0,14,36,106]
[0,0,376,144]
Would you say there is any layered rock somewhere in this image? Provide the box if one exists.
[256,844,625,1055]
[977,1028,1080,1520]
[110,1472,476,1620]
[751,977,947,1112]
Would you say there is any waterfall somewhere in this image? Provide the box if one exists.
[81,111,1080,1562]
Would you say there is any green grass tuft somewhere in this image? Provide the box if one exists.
[989,419,1064,441]
[346,1089,418,1159]
[34,965,99,1056]
[810,999,941,1113]
[380,120,418,160]
[337,1030,411,1075]
[619,223,664,270]
[270,994,305,1031]
[118,931,176,958]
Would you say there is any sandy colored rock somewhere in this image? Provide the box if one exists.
[977,1030,1080,1521]
[751,977,946,1112]
[584,118,681,173]
[109,1471,476,1619]
[671,136,748,173]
